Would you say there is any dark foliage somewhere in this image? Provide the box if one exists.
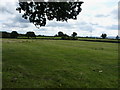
[61,34,69,40]
[61,36,78,40]
[26,31,36,38]
[72,32,77,37]
[1,31,11,38]
[101,33,107,39]
[116,35,119,39]
[19,34,26,37]
[57,31,78,40]
[58,31,64,37]
[16,0,83,28]
[10,31,19,38]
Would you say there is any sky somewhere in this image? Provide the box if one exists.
[0,0,119,37]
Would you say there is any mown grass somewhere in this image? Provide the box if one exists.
[2,39,118,88]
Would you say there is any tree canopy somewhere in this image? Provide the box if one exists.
[16,0,83,28]
[26,31,36,38]
[58,31,64,37]
[72,32,77,37]
[116,35,119,39]
[101,33,107,39]
[10,31,19,38]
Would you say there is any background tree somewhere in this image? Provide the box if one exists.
[54,34,58,37]
[58,31,64,37]
[101,33,107,39]
[26,31,36,38]
[10,31,18,38]
[1,31,11,38]
[116,35,119,39]
[16,0,83,28]
[72,32,77,37]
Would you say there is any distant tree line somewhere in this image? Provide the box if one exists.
[0,31,36,39]
[100,33,119,39]
[0,31,119,40]
[101,33,107,39]
[55,31,78,40]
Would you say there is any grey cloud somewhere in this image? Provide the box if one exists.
[75,21,96,31]
[79,25,93,31]
[46,21,97,31]
[46,21,73,29]
[89,22,98,26]
[13,15,30,23]
[107,25,118,30]
[3,22,29,28]
[0,1,31,29]
[3,23,17,28]
[111,8,118,19]
[20,24,30,28]
[3,14,31,28]
[0,6,13,14]
[34,28,48,31]
[0,1,18,15]
[95,14,109,17]
[96,24,118,30]
[1,15,30,29]
[79,21,87,25]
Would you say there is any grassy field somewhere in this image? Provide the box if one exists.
[2,39,118,88]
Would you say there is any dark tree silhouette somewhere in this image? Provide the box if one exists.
[54,34,58,37]
[64,34,69,37]
[58,31,64,37]
[10,31,19,38]
[116,35,119,39]
[16,0,83,28]
[26,31,36,38]
[72,32,77,37]
[1,31,11,38]
[101,33,107,39]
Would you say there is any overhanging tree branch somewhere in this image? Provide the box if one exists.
[16,0,83,28]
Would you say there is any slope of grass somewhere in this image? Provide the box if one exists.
[2,39,118,88]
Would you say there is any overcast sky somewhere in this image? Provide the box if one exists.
[0,0,119,37]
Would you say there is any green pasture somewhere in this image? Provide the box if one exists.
[2,39,118,88]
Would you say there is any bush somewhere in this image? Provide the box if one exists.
[61,36,78,40]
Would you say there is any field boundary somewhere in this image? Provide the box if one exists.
[1,38,120,43]
[78,39,120,43]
